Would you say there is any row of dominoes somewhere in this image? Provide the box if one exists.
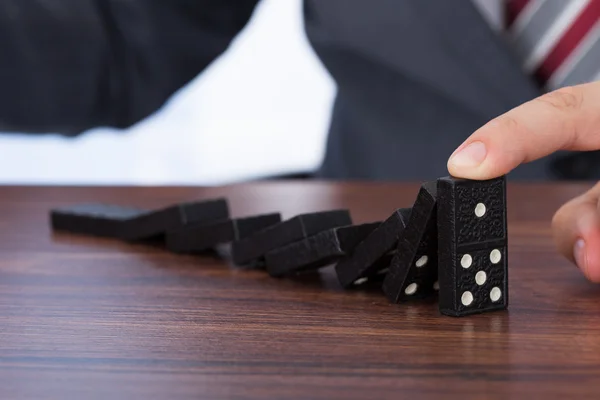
[49,176,508,317]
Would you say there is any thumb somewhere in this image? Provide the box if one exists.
[447,81,600,180]
[552,182,600,283]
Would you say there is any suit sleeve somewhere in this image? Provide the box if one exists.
[0,0,260,135]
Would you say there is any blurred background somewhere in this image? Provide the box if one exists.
[0,0,333,186]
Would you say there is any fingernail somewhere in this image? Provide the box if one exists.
[574,239,587,271]
[449,141,487,168]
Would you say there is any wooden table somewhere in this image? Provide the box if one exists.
[1,181,599,399]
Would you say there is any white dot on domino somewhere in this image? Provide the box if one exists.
[415,255,428,267]
[474,203,486,217]
[404,283,418,295]
[490,249,502,264]
[354,277,368,285]
[475,271,487,285]
[461,291,473,306]
[433,281,439,290]
[461,254,472,269]
[490,287,502,302]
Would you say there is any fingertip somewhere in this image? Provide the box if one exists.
[447,140,489,179]
[448,114,529,180]
[447,141,507,180]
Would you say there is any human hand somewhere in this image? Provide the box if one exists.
[446,81,600,282]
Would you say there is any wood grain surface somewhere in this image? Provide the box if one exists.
[1,181,599,399]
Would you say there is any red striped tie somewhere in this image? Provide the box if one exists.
[506,0,600,90]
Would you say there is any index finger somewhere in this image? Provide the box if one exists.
[447,81,600,180]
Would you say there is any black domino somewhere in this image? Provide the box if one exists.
[264,222,381,277]
[231,210,352,266]
[350,252,396,287]
[383,181,438,303]
[121,198,229,241]
[335,208,411,288]
[50,198,229,241]
[437,175,508,317]
[50,203,147,238]
[166,213,281,253]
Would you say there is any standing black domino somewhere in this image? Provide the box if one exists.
[166,213,282,253]
[383,181,438,303]
[264,222,381,277]
[437,175,508,317]
[231,210,353,266]
[50,198,229,241]
[335,208,412,288]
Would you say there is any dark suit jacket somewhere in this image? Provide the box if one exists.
[0,0,594,180]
